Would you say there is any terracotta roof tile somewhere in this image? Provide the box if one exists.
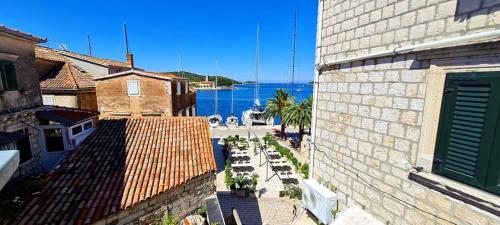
[36,47,95,90]
[147,72,178,79]
[0,24,46,43]
[57,50,131,68]
[14,117,215,225]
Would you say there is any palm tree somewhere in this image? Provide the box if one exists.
[282,96,313,146]
[265,89,295,139]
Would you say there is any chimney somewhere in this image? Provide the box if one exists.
[126,53,134,68]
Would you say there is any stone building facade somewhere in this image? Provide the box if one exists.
[95,70,195,117]
[97,173,216,225]
[311,0,500,224]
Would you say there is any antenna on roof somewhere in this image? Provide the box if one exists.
[180,50,185,78]
[123,23,130,53]
[123,23,134,68]
[87,34,93,56]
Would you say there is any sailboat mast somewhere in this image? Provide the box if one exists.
[255,24,260,107]
[215,60,219,114]
[291,12,297,96]
[231,76,234,115]
[180,51,185,78]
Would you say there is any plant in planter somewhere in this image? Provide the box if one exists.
[282,185,302,200]
[232,175,251,197]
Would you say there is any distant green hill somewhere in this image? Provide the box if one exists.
[170,71,240,87]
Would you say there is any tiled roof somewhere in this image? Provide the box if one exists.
[57,50,131,68]
[15,117,215,225]
[0,24,46,43]
[147,72,178,79]
[36,47,95,90]
[94,70,175,81]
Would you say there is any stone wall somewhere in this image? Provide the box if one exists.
[94,172,216,225]
[77,91,98,111]
[320,0,500,62]
[313,1,500,224]
[313,44,500,224]
[0,34,43,112]
[0,109,43,178]
[95,74,173,117]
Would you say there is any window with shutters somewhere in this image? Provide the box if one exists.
[0,61,18,91]
[433,72,500,195]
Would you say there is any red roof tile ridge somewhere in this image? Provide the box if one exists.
[0,24,46,43]
[57,49,130,68]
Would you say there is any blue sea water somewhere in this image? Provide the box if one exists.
[195,83,313,125]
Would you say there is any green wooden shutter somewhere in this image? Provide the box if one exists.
[2,62,17,91]
[433,72,500,190]
[485,115,500,195]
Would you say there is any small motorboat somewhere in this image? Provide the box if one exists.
[208,114,223,127]
[226,80,239,128]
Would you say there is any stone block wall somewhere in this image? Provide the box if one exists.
[313,1,500,224]
[95,172,216,225]
[320,0,500,62]
[95,74,173,117]
[313,43,500,224]
[0,34,43,112]
[0,110,43,178]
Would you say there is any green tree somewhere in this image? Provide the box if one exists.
[282,96,312,146]
[265,89,295,139]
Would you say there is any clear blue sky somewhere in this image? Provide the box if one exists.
[1,0,318,83]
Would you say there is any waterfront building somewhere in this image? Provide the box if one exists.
[95,70,195,117]
[310,0,500,224]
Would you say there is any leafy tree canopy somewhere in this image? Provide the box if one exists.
[170,71,241,87]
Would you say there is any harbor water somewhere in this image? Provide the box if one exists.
[196,83,313,125]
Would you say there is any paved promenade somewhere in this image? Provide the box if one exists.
[211,130,305,225]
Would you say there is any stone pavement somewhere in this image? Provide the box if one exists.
[217,192,301,225]
[212,131,305,225]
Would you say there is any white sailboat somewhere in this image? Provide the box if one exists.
[242,25,274,127]
[226,77,238,128]
[207,61,222,127]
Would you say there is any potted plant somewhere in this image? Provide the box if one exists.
[232,175,250,197]
[249,173,259,199]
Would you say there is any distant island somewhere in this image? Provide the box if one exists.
[170,71,240,87]
[242,81,257,84]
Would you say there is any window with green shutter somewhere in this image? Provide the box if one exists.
[433,72,500,195]
[0,61,18,91]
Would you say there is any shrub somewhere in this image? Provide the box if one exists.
[283,185,302,200]
[197,204,208,217]
[224,160,233,188]
[301,163,309,179]
[251,173,259,191]
[159,215,178,225]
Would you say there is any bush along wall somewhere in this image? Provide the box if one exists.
[263,133,309,179]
